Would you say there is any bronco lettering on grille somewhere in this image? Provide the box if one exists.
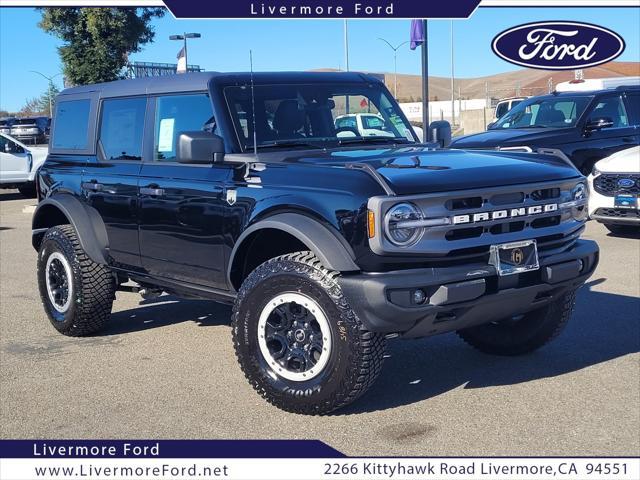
[452,203,558,225]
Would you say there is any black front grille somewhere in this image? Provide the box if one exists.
[594,208,640,219]
[594,174,640,197]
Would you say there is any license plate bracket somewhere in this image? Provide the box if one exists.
[614,194,638,209]
[489,240,539,276]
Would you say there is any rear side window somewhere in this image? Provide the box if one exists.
[154,94,214,161]
[52,100,90,150]
[99,97,146,161]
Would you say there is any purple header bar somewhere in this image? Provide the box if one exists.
[162,0,481,19]
[0,440,345,459]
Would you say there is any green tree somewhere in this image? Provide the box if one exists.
[38,84,61,116]
[38,8,165,86]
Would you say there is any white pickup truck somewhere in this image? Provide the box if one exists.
[0,132,48,197]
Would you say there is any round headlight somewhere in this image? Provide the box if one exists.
[384,203,423,247]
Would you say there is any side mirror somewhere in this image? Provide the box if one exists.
[585,117,614,132]
[429,120,452,148]
[487,121,496,130]
[176,131,225,164]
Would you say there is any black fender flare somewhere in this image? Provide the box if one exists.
[32,194,109,265]
[227,212,360,284]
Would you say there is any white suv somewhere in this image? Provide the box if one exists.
[0,132,48,197]
[588,146,640,235]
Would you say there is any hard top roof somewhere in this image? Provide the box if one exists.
[58,71,381,99]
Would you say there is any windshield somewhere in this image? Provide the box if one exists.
[492,96,592,129]
[224,83,417,150]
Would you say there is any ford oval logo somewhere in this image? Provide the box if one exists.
[618,178,635,188]
[492,21,625,70]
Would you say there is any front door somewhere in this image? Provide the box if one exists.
[0,135,30,183]
[81,96,147,268]
[571,94,638,174]
[138,93,231,289]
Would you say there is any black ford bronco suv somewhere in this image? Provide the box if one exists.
[33,72,599,414]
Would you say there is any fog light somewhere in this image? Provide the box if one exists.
[412,289,427,305]
[578,259,584,272]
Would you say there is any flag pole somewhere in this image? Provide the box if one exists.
[421,19,429,135]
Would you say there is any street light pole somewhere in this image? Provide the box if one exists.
[170,32,201,73]
[378,38,409,99]
[30,71,62,116]
[450,21,455,126]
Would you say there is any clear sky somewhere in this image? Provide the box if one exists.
[1,6,639,112]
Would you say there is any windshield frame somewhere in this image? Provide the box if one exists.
[491,94,594,130]
[221,81,418,153]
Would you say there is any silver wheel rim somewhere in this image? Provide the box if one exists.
[45,252,73,314]
[257,292,332,382]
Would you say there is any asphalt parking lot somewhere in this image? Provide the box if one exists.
[1,190,638,456]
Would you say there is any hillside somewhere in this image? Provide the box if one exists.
[314,62,639,101]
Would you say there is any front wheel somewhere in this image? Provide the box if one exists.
[457,289,577,356]
[17,183,36,198]
[37,225,115,336]
[232,251,385,415]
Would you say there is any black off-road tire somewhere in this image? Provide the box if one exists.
[37,225,115,336]
[457,289,577,356]
[605,224,638,236]
[17,183,36,198]
[232,251,385,415]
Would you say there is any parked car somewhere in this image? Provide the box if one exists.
[588,145,640,235]
[10,116,50,145]
[493,97,526,122]
[0,117,17,135]
[335,113,399,138]
[33,72,597,414]
[451,85,640,175]
[0,132,48,196]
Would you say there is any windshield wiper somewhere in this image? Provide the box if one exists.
[337,136,412,146]
[251,140,324,150]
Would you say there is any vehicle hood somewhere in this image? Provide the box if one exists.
[450,127,575,149]
[593,146,640,173]
[271,146,581,195]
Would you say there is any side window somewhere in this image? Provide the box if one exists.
[496,102,508,119]
[624,93,640,125]
[154,94,214,161]
[99,97,146,161]
[52,99,91,150]
[588,96,629,128]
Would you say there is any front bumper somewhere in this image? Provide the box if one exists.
[338,239,599,338]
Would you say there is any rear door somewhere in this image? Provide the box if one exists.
[81,96,147,268]
[138,93,231,289]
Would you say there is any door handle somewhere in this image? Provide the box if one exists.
[82,181,104,192]
[140,186,165,196]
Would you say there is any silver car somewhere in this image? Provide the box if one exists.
[10,117,49,144]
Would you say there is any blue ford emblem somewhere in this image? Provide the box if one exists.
[618,178,635,188]
[492,21,625,70]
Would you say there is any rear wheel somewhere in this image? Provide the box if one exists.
[457,289,577,356]
[232,251,385,415]
[37,225,115,336]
